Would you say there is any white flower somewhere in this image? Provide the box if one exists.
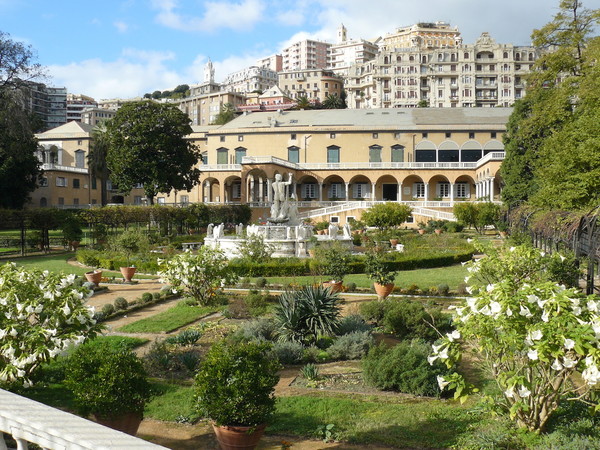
[479,305,492,316]
[563,356,577,368]
[437,375,450,390]
[486,284,494,292]
[518,386,531,397]
[432,343,444,353]
[509,246,516,252]
[427,355,438,365]
[573,306,582,316]
[0,329,6,339]
[527,349,538,360]
[541,310,550,322]
[490,301,502,315]
[466,286,474,294]
[530,330,543,341]
[540,252,545,257]
[551,359,563,371]
[9,328,17,337]
[438,348,449,360]
[464,276,470,283]
[62,304,71,315]
[505,387,515,398]
[506,307,513,317]
[587,300,599,313]
[582,365,600,386]
[467,238,473,243]
[447,330,461,342]
[564,338,575,350]
[559,255,566,262]
[519,305,533,318]
[527,294,539,304]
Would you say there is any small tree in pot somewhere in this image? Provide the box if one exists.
[65,341,152,435]
[315,241,351,292]
[365,246,397,299]
[195,340,280,450]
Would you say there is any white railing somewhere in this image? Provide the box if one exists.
[476,152,505,167]
[297,201,457,221]
[200,164,242,171]
[41,163,88,174]
[0,388,167,450]
[241,156,300,170]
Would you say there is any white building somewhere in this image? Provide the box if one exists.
[282,39,332,71]
[330,24,378,76]
[221,66,278,94]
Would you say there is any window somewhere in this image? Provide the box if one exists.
[437,182,450,198]
[235,147,246,164]
[217,148,228,165]
[491,132,497,139]
[77,140,83,145]
[369,145,382,163]
[157,198,166,204]
[445,132,451,138]
[134,196,143,205]
[291,133,297,140]
[56,177,67,187]
[238,135,243,142]
[327,145,340,163]
[330,216,339,223]
[73,178,80,189]
[391,145,404,162]
[455,182,470,198]
[329,133,336,139]
[469,132,475,139]
[301,183,317,199]
[74,150,85,168]
[353,183,370,199]
[372,133,378,139]
[58,197,64,206]
[91,177,97,190]
[134,183,144,189]
[180,195,189,205]
[232,182,242,199]
[413,182,425,198]
[202,151,208,164]
[329,183,343,199]
[288,146,299,163]
[40,177,48,187]
[73,198,79,205]
[220,136,225,142]
[394,132,401,139]
[422,132,428,138]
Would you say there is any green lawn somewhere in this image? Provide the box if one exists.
[255,264,468,290]
[117,301,222,333]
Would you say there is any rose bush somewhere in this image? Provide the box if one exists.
[0,263,100,387]
[430,244,600,432]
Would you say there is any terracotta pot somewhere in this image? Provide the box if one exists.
[418,229,426,235]
[500,231,508,238]
[84,270,102,286]
[120,266,137,282]
[434,229,443,235]
[212,423,267,450]
[94,412,143,436]
[323,281,343,293]
[308,249,316,257]
[317,230,325,235]
[374,282,395,299]
[70,240,80,251]
[389,238,399,246]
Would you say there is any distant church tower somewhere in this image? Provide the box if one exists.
[204,58,215,84]
[337,24,347,44]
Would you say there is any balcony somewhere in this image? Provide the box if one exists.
[41,163,88,174]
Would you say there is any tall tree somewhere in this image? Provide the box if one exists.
[500,0,600,208]
[0,31,45,90]
[322,94,344,109]
[106,101,201,204]
[88,123,111,206]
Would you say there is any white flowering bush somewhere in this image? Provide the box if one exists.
[430,244,600,432]
[157,247,237,306]
[0,263,100,387]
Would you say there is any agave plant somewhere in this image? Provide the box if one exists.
[273,285,341,345]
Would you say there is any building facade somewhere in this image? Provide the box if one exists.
[80,107,117,127]
[376,21,462,51]
[221,66,278,94]
[346,32,537,109]
[178,91,246,126]
[278,69,344,103]
[66,94,97,123]
[330,24,378,76]
[282,39,332,71]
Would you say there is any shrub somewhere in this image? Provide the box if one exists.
[327,331,374,360]
[437,284,450,296]
[170,329,202,346]
[345,282,357,292]
[234,318,278,342]
[336,314,372,335]
[443,221,464,233]
[113,297,128,310]
[382,299,452,341]
[141,292,153,303]
[300,363,320,381]
[271,341,305,365]
[65,341,152,419]
[456,282,468,295]
[314,241,351,283]
[273,285,342,345]
[237,234,274,260]
[362,340,451,397]
[255,277,268,288]
[101,303,115,316]
[302,345,322,363]
[152,292,162,301]
[244,290,271,316]
[359,300,389,324]
[194,341,280,427]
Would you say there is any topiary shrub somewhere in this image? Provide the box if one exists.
[101,303,115,316]
[255,277,268,288]
[152,292,162,301]
[362,340,452,397]
[336,314,372,335]
[382,298,452,342]
[141,292,153,303]
[437,283,450,296]
[328,331,374,360]
[113,297,128,310]
[345,282,357,292]
[270,341,305,365]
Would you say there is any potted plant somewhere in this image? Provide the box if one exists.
[365,247,397,299]
[84,269,103,286]
[316,241,350,292]
[417,222,427,235]
[65,341,152,436]
[313,220,329,235]
[307,235,319,257]
[114,230,147,282]
[496,220,509,238]
[61,215,83,251]
[195,340,280,450]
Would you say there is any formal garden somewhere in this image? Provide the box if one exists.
[2,201,600,449]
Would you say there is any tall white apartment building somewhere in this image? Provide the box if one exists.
[66,94,97,123]
[346,32,537,109]
[256,54,283,72]
[221,66,278,94]
[330,24,378,76]
[282,39,332,71]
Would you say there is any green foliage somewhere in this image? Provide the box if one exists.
[61,214,83,243]
[382,298,452,341]
[270,341,305,365]
[362,340,452,397]
[164,329,202,346]
[327,331,374,360]
[314,241,351,282]
[255,277,268,288]
[336,314,372,335]
[364,246,397,285]
[359,300,389,324]
[101,303,115,316]
[111,228,149,264]
[300,363,320,381]
[113,297,128,310]
[273,285,342,345]
[362,203,412,230]
[65,341,152,419]
[106,100,201,202]
[158,246,237,306]
[194,340,280,427]
[141,292,153,303]
[234,318,278,343]
[452,202,501,233]
[237,233,274,260]
[211,102,237,125]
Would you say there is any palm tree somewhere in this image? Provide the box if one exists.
[296,95,311,110]
[88,123,111,206]
[322,94,344,109]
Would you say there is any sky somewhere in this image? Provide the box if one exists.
[2,0,598,100]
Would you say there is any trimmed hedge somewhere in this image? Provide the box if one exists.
[229,258,309,277]
[76,248,161,273]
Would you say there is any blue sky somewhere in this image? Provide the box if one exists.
[2,0,597,100]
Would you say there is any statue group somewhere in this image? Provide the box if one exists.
[268,173,298,224]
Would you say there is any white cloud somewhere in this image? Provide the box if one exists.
[114,21,129,33]
[151,0,266,32]
[184,52,271,84]
[276,9,304,27]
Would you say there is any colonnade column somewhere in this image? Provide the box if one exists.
[318,182,323,202]
[258,176,264,202]
[424,182,429,203]
[371,182,376,201]
[204,180,210,202]
[489,178,495,202]
[397,183,402,202]
[345,182,350,201]
[267,178,273,202]
[450,182,455,206]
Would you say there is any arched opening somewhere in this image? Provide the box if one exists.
[461,140,483,162]
[40,197,47,207]
[415,141,436,162]
[438,141,459,162]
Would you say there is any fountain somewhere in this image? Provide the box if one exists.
[204,174,352,258]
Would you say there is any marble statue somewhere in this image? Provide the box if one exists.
[269,173,293,222]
